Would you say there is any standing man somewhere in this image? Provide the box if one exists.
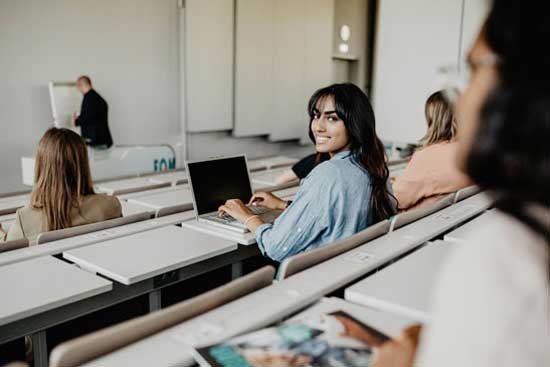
[71,76,113,148]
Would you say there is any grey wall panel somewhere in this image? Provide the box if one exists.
[269,0,308,142]
[332,0,369,88]
[185,0,234,132]
[233,0,275,137]
[300,0,335,144]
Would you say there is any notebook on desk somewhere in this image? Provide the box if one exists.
[193,310,389,367]
[186,155,281,233]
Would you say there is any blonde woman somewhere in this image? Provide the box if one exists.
[392,91,471,210]
[5,128,121,243]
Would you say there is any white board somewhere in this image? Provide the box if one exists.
[48,81,83,128]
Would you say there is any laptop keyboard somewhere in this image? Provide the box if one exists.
[204,206,270,224]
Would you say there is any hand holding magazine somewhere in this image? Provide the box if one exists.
[193,311,390,367]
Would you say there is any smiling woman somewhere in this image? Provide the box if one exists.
[309,97,350,155]
[219,83,396,262]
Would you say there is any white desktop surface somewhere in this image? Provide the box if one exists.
[148,171,188,185]
[345,241,455,322]
[118,199,152,217]
[181,219,256,246]
[251,168,296,187]
[0,211,195,267]
[287,297,415,339]
[0,256,112,325]
[127,187,193,210]
[95,177,167,195]
[247,160,268,172]
[271,185,300,199]
[117,186,185,201]
[63,226,237,285]
[444,209,498,244]
[82,282,314,367]
[0,194,29,214]
[256,156,298,169]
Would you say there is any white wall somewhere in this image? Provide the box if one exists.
[372,0,464,143]
[0,0,181,192]
[372,0,490,144]
[460,0,491,68]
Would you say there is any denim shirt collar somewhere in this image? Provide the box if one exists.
[332,150,352,160]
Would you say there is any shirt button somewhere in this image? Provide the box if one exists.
[297,228,302,233]
[283,247,288,251]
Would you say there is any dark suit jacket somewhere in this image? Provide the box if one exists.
[75,89,113,147]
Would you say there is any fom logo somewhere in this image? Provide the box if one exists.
[154,158,176,171]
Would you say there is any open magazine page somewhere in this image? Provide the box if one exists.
[193,311,389,367]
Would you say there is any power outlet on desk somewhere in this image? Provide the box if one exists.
[154,270,179,288]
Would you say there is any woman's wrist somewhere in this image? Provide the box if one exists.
[243,214,260,226]
[244,215,265,232]
[278,200,290,210]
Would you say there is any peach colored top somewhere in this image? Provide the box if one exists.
[392,141,472,210]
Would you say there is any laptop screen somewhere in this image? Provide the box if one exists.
[187,156,253,215]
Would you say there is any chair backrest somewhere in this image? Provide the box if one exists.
[0,238,29,253]
[36,212,153,245]
[277,220,391,280]
[155,203,194,218]
[389,193,455,232]
[0,190,30,199]
[453,185,481,203]
[49,266,276,367]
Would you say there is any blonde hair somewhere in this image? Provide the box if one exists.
[31,128,95,231]
[421,91,457,147]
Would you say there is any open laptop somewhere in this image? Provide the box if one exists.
[186,155,281,233]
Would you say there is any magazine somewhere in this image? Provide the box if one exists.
[193,311,390,367]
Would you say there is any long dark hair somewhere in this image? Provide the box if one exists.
[466,1,550,245]
[307,83,396,222]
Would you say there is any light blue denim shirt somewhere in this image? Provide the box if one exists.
[256,151,388,262]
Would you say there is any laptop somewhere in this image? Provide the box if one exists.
[186,155,281,233]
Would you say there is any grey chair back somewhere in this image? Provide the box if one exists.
[277,220,391,280]
[453,185,481,203]
[0,238,29,253]
[389,193,455,232]
[36,212,153,245]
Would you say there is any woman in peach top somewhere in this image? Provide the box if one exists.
[392,91,471,210]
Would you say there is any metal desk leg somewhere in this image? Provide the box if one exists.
[31,330,48,367]
[148,289,162,312]
[231,261,243,280]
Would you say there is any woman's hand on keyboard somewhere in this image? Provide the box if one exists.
[249,192,287,210]
[218,199,255,223]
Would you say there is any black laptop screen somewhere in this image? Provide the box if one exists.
[187,156,253,215]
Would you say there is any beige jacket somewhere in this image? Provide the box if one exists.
[5,194,121,243]
[392,141,472,210]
